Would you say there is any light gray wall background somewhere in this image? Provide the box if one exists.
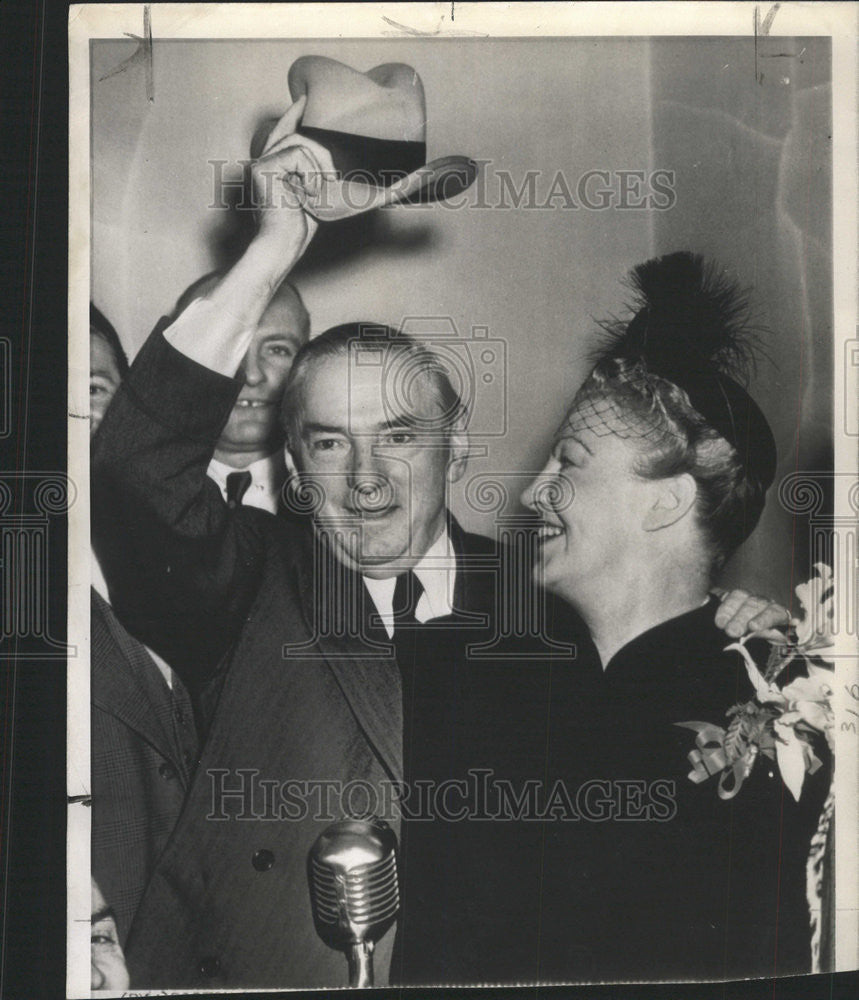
[91,36,831,602]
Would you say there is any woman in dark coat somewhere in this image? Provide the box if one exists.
[394,253,824,985]
[521,252,826,981]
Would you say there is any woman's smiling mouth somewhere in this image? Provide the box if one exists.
[537,521,565,541]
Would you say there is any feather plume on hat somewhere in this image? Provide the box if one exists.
[590,252,777,491]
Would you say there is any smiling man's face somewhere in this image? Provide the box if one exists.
[287,350,463,578]
[89,331,123,437]
[91,879,129,991]
[215,284,309,467]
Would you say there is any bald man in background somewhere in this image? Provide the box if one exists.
[172,274,311,514]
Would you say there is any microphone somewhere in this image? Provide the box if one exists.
[308,816,400,987]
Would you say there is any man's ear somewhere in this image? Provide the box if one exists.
[642,473,697,531]
[284,437,299,477]
[447,426,470,484]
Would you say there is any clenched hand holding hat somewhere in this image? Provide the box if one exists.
[252,55,478,221]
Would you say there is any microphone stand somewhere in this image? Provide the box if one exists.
[347,940,375,987]
[308,817,399,988]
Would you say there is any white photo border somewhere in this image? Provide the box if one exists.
[68,3,858,995]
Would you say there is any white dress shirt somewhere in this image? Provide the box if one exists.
[207,452,287,516]
[363,528,457,638]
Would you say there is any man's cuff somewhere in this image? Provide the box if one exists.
[163,295,256,376]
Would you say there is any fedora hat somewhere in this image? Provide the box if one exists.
[253,55,478,221]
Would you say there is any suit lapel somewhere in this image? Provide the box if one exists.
[448,515,495,621]
[291,532,404,785]
[91,589,188,776]
[284,517,495,786]
[318,634,404,786]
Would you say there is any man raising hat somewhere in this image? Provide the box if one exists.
[92,59,789,989]
[91,63,490,988]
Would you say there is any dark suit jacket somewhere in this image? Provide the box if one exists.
[91,587,198,945]
[388,526,588,986]
[91,327,518,988]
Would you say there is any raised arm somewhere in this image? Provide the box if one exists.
[91,109,334,684]
[161,97,321,377]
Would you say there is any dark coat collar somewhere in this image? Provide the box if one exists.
[91,588,192,779]
[599,596,755,722]
[603,596,724,678]
[447,513,497,620]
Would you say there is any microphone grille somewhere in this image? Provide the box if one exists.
[311,850,399,926]
[309,817,400,947]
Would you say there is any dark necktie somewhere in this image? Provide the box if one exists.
[392,570,424,629]
[392,571,424,789]
[391,569,424,978]
[225,470,252,509]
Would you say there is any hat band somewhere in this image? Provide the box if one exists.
[297,126,427,188]
[667,368,777,491]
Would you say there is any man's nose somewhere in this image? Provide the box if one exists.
[348,440,379,480]
[238,349,264,387]
[348,443,390,506]
[91,961,105,990]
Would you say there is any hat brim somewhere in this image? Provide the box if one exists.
[302,156,478,222]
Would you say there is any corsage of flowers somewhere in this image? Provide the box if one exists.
[675,563,837,971]
[675,563,835,802]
